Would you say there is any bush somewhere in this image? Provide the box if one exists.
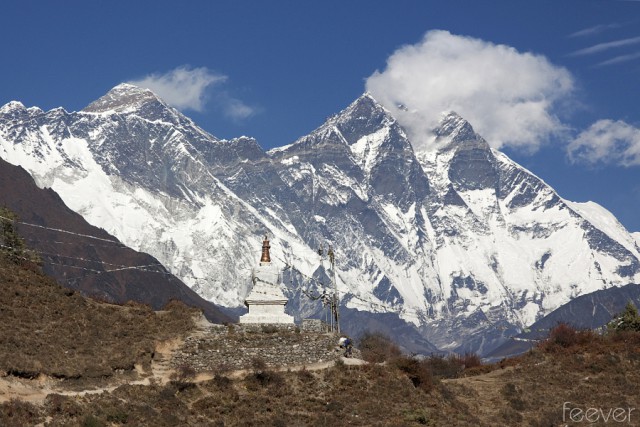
[392,356,433,392]
[539,323,598,352]
[548,323,578,348]
[460,352,482,369]
[358,332,401,363]
[247,357,284,389]
[171,364,196,383]
[424,355,464,379]
[296,367,315,383]
[0,399,42,427]
[404,409,431,425]
[501,382,526,411]
[82,415,105,427]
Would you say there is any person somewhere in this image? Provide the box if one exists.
[338,336,352,357]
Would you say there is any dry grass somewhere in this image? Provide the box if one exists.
[2,322,640,426]
[2,252,640,426]
[1,363,458,426]
[0,252,197,381]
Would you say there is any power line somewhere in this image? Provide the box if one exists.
[34,249,165,270]
[0,240,212,286]
[0,214,220,282]
[0,214,125,246]
[23,237,131,250]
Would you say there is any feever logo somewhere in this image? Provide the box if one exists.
[563,402,635,424]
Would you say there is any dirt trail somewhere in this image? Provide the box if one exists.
[442,366,515,420]
[0,321,189,404]
[0,315,365,404]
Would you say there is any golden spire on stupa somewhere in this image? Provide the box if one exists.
[260,235,271,263]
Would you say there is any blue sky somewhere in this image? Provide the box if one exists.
[2,1,640,231]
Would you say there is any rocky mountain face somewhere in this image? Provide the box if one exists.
[1,84,639,355]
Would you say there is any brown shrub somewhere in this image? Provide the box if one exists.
[424,354,464,379]
[460,352,482,369]
[358,331,401,363]
[501,382,526,411]
[548,323,579,348]
[246,357,285,390]
[539,323,600,353]
[296,366,315,383]
[0,398,42,427]
[171,364,196,383]
[391,355,434,392]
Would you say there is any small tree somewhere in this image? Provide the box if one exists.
[0,207,26,261]
[0,207,40,265]
[608,301,640,333]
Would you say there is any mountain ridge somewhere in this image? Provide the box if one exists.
[1,84,638,355]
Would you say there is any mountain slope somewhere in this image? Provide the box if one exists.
[1,85,638,355]
[0,157,230,323]
[486,283,640,360]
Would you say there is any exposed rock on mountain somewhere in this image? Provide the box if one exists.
[1,84,638,354]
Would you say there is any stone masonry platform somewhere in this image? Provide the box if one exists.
[170,323,340,372]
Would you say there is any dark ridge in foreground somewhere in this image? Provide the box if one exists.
[0,157,231,323]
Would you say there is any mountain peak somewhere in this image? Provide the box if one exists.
[330,92,397,146]
[82,83,166,114]
[0,101,26,113]
[341,92,389,121]
[433,111,489,152]
[436,111,476,138]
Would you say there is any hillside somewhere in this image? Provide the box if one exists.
[2,289,639,426]
[0,158,230,323]
[1,243,639,426]
[487,283,640,360]
[0,244,200,381]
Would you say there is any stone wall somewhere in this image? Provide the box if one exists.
[301,318,330,333]
[170,324,341,372]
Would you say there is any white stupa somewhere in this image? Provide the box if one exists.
[239,236,295,324]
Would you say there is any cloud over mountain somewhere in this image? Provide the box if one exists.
[365,30,574,152]
[129,66,225,112]
[129,66,254,119]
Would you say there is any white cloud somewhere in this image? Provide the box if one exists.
[569,23,622,38]
[568,120,640,166]
[365,30,574,151]
[222,97,255,120]
[597,51,640,66]
[129,66,225,112]
[129,66,255,119]
[570,36,640,56]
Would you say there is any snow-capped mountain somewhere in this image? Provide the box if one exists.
[1,84,638,354]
